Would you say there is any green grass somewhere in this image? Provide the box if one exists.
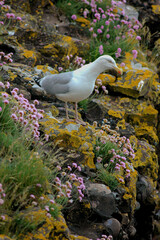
[97,167,119,191]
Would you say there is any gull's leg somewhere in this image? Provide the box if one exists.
[75,102,78,121]
[65,102,69,120]
[74,102,86,125]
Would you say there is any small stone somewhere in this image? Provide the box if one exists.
[104,218,121,237]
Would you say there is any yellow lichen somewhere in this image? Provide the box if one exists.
[108,109,125,119]
[76,17,90,27]
[152,5,160,14]
[22,50,38,66]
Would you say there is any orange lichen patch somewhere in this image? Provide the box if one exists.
[76,17,90,27]
[126,103,158,127]
[152,5,160,14]
[135,124,159,145]
[117,119,126,130]
[41,43,59,56]
[97,73,116,85]
[36,65,58,74]
[61,36,78,56]
[108,109,125,119]
[7,70,18,81]
[22,50,38,66]
[0,235,13,240]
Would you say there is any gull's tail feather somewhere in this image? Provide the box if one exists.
[34,76,42,87]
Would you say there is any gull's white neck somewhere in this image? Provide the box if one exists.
[74,59,106,83]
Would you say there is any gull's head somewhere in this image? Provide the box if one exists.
[96,55,123,77]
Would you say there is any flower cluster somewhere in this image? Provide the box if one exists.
[0,183,5,206]
[90,235,113,240]
[54,162,85,203]
[0,0,22,71]
[71,0,142,60]
[95,78,108,95]
[0,82,44,140]
[94,120,135,180]
[28,162,85,219]
[0,0,22,25]
[0,183,6,221]
[0,51,13,69]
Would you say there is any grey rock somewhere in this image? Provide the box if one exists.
[104,218,121,238]
[86,183,117,218]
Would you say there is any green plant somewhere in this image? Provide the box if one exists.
[56,0,86,18]
[97,167,119,191]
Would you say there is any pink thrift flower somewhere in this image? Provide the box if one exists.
[0,82,5,88]
[97,157,102,163]
[0,107,2,112]
[105,20,110,25]
[67,166,72,171]
[120,62,125,67]
[106,34,110,39]
[93,33,97,38]
[132,49,138,59]
[89,27,93,32]
[16,16,22,21]
[136,36,141,40]
[97,29,102,34]
[71,14,77,20]
[99,45,104,55]
[45,205,49,212]
[5,81,10,89]
[2,92,8,98]
[3,99,9,104]
[30,194,35,199]
[72,162,77,168]
[1,215,5,220]
[58,67,63,72]
[0,199,4,205]
[36,183,42,187]
[33,99,39,105]
[117,48,122,54]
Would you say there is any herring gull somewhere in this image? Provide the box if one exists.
[35,55,122,124]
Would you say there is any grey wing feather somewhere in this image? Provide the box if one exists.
[40,72,73,95]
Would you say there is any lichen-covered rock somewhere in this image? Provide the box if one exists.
[0,236,14,240]
[97,52,159,98]
[40,116,96,169]
[85,95,158,145]
[129,136,159,182]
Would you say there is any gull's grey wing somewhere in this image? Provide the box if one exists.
[41,72,73,95]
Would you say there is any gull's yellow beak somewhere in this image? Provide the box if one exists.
[107,66,123,78]
[114,66,123,77]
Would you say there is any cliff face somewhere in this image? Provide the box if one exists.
[0,1,160,240]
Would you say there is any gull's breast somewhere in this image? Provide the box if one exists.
[56,75,95,103]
